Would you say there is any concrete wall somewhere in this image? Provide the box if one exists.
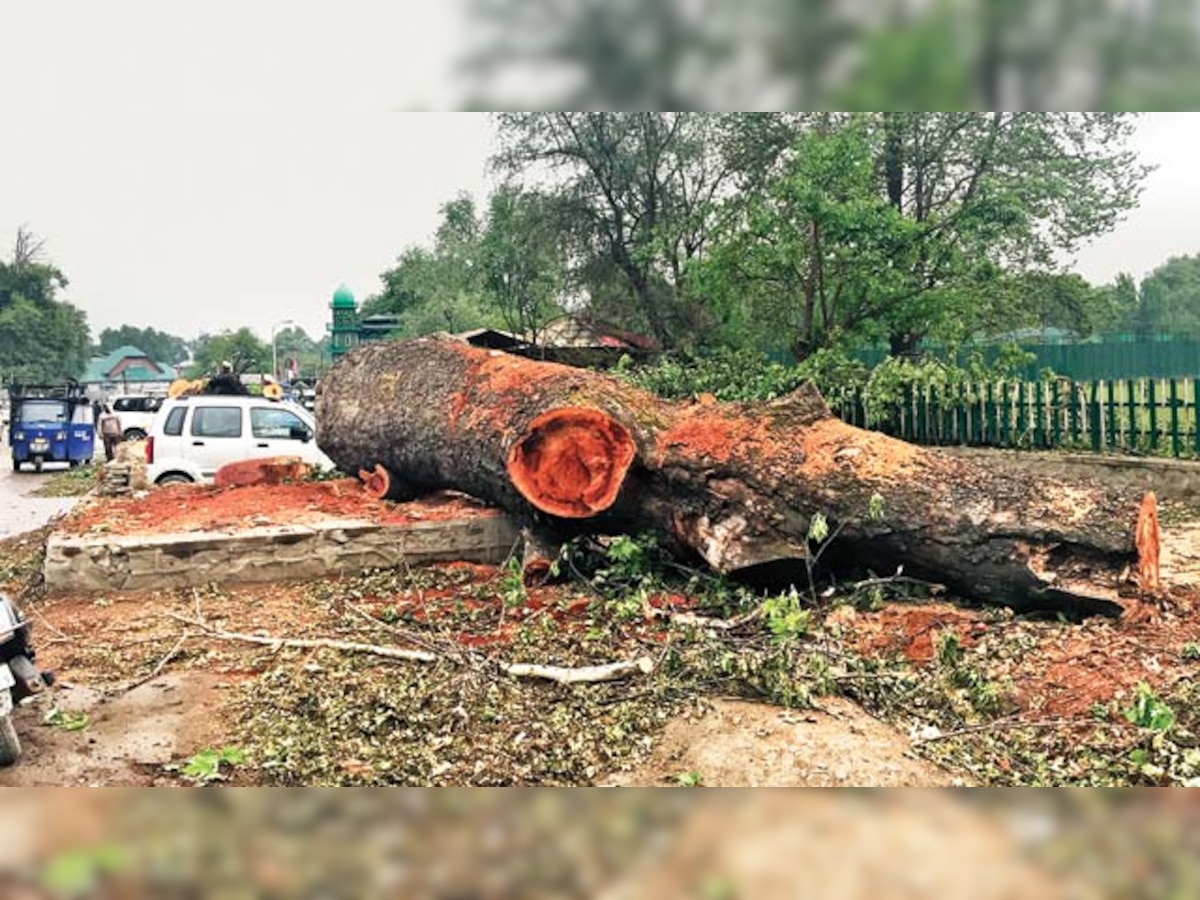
[44,515,519,594]
[943,447,1200,504]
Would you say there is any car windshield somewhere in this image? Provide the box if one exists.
[16,400,67,423]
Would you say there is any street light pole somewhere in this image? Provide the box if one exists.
[271,319,296,381]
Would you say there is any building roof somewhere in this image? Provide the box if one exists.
[80,346,170,384]
[539,315,660,351]
[331,283,357,310]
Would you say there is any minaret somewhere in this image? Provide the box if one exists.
[329,283,359,359]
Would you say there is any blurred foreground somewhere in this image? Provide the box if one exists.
[2,789,1198,898]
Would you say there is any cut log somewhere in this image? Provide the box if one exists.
[318,336,1150,617]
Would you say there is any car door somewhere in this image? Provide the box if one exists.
[249,405,321,464]
[187,404,251,479]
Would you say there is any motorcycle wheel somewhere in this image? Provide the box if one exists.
[0,714,20,766]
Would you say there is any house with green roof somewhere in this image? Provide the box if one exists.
[80,345,174,393]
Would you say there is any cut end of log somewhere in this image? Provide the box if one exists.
[1136,491,1161,593]
[507,408,636,518]
[359,464,392,500]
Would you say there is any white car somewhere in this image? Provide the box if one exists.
[144,395,333,485]
[110,395,166,441]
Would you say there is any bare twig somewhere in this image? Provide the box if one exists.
[916,717,1094,744]
[121,630,191,694]
[168,614,654,685]
[643,598,765,632]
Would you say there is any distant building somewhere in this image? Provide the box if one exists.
[79,345,173,394]
[328,284,400,360]
[531,315,660,368]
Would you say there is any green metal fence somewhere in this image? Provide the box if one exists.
[836,377,1200,458]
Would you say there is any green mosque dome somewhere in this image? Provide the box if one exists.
[330,283,356,310]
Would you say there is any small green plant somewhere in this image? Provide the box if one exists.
[936,629,962,668]
[181,746,246,784]
[1182,642,1200,661]
[43,707,89,731]
[675,770,704,787]
[1123,682,1176,732]
[498,556,527,608]
[763,587,811,643]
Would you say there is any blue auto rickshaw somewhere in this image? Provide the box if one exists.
[6,382,95,473]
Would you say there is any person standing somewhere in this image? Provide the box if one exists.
[98,404,123,462]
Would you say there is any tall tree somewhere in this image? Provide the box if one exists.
[0,228,90,382]
[187,328,271,378]
[699,113,1147,357]
[478,186,566,342]
[365,195,504,337]
[1135,255,1200,335]
[494,113,742,350]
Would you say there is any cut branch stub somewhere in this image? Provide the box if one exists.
[507,408,636,518]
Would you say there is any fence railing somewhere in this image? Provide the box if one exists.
[835,378,1200,458]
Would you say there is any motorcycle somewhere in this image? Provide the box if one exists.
[0,593,50,766]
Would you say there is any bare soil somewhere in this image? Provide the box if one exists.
[600,696,961,786]
[4,479,1200,787]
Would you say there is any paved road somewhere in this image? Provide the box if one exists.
[0,445,83,539]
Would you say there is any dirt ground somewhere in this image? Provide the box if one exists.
[599,696,961,786]
[5,478,1200,788]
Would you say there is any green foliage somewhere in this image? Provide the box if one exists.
[498,557,528,609]
[43,707,89,731]
[97,326,189,366]
[181,745,246,784]
[364,196,507,338]
[0,229,91,382]
[188,328,270,377]
[762,587,811,644]
[479,185,566,340]
[1182,642,1200,661]
[674,770,704,787]
[1123,682,1176,732]
[1134,254,1200,335]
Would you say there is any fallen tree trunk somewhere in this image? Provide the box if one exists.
[318,336,1152,617]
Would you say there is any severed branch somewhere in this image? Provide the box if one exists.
[642,596,765,632]
[167,614,654,685]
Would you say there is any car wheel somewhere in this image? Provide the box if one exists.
[124,429,146,441]
[156,473,194,486]
[0,715,20,767]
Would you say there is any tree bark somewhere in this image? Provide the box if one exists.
[318,336,1151,617]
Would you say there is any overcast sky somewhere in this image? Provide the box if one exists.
[1,3,1198,344]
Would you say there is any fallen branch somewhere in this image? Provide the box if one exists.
[501,657,654,684]
[915,716,1096,744]
[121,630,191,694]
[167,615,654,686]
[642,598,764,632]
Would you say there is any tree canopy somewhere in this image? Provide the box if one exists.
[188,328,271,378]
[97,325,190,366]
[0,229,91,383]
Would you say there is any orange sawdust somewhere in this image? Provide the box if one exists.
[845,604,988,664]
[655,411,775,465]
[797,417,929,482]
[60,480,501,537]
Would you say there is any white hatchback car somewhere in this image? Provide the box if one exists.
[144,395,334,485]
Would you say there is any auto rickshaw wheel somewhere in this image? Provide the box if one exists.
[33,456,43,474]
[10,459,18,473]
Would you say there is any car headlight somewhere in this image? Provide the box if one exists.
[14,431,24,441]
[55,432,66,441]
